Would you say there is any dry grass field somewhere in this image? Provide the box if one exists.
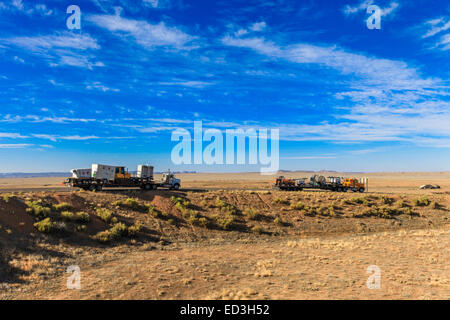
[0,172,449,299]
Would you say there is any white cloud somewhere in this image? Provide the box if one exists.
[222,35,450,147]
[0,143,31,148]
[156,80,213,88]
[0,115,97,123]
[86,82,120,92]
[87,13,194,49]
[1,32,102,68]
[0,132,27,138]
[422,17,450,38]
[250,21,267,32]
[343,0,399,18]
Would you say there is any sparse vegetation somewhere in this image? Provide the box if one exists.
[414,197,431,207]
[33,218,54,233]
[95,208,113,223]
[25,201,51,217]
[251,226,263,234]
[244,207,261,220]
[53,202,73,212]
[273,217,283,225]
[273,197,289,205]
[290,201,305,210]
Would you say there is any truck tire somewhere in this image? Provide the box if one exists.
[88,184,95,192]
[152,184,158,190]
[337,187,343,192]
[173,183,180,190]
[96,185,103,192]
[144,184,151,190]
[359,188,365,193]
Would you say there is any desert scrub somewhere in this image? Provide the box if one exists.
[273,217,283,225]
[251,225,263,234]
[127,223,143,237]
[2,194,11,202]
[380,196,393,205]
[34,218,54,233]
[244,207,261,220]
[215,214,236,230]
[75,212,90,223]
[94,230,111,243]
[396,200,407,208]
[302,206,317,217]
[95,208,113,223]
[215,198,238,215]
[290,201,305,210]
[25,201,51,217]
[414,197,430,207]
[273,197,290,205]
[61,211,90,223]
[52,202,73,212]
[60,211,75,221]
[430,201,440,209]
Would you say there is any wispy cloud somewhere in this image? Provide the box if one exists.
[343,0,399,18]
[87,12,195,50]
[0,143,32,148]
[0,115,98,123]
[0,32,103,68]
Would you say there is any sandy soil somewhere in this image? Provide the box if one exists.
[6,226,449,300]
[0,172,449,300]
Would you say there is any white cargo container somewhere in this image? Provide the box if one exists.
[70,168,92,179]
[92,164,116,181]
[137,165,154,179]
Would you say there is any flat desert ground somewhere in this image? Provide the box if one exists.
[0,172,448,299]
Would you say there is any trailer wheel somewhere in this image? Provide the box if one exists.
[152,184,158,190]
[343,187,348,192]
[337,187,343,192]
[88,184,95,192]
[144,184,151,190]
[96,185,103,191]
[359,188,365,193]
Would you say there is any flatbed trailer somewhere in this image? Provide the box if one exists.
[64,177,158,191]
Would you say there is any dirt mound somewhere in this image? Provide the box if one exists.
[0,197,34,234]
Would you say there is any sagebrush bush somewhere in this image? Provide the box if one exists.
[273,198,290,205]
[273,217,283,225]
[290,201,305,210]
[95,208,113,223]
[414,197,430,207]
[26,200,51,217]
[251,226,263,234]
[244,207,260,220]
[53,202,73,212]
[34,218,54,233]
[60,211,75,221]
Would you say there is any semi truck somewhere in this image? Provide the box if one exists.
[274,175,367,192]
[64,164,181,191]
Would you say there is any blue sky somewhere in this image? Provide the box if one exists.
[0,0,449,173]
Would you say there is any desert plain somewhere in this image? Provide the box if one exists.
[0,171,448,299]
